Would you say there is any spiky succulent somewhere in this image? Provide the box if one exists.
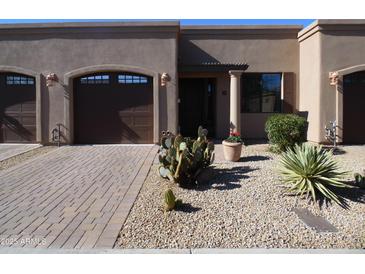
[278,143,350,206]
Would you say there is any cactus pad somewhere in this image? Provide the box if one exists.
[158,126,214,187]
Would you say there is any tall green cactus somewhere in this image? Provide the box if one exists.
[158,126,215,187]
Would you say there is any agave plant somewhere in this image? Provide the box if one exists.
[278,143,350,206]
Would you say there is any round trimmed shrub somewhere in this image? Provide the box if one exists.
[265,114,308,152]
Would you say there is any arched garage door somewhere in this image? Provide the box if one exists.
[343,71,365,144]
[74,72,153,144]
[0,73,36,143]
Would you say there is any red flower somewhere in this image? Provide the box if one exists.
[230,132,240,137]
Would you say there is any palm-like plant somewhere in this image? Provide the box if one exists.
[278,143,350,206]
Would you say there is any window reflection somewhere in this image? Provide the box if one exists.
[6,75,35,85]
[118,74,149,84]
[241,73,282,113]
[80,75,110,84]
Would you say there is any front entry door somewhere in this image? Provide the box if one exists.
[179,78,216,137]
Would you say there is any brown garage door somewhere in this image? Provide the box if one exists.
[343,71,365,144]
[0,73,36,143]
[74,72,153,144]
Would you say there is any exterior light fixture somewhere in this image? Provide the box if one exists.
[329,71,339,86]
[46,73,58,87]
[161,72,170,86]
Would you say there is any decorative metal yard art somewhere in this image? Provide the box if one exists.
[325,120,337,147]
[51,123,62,147]
[158,126,215,188]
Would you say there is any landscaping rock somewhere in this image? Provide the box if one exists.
[117,144,365,249]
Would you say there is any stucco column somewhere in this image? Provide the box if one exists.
[229,70,244,134]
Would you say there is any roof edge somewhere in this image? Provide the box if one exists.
[181,24,303,30]
[298,19,365,42]
[0,21,180,30]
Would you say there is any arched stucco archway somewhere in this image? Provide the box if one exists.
[63,64,160,144]
[0,65,42,143]
[331,64,365,143]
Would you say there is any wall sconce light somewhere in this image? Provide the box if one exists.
[161,72,170,87]
[46,73,58,87]
[329,71,339,86]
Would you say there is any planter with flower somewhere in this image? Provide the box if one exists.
[222,132,243,161]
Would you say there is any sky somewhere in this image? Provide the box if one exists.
[0,19,315,27]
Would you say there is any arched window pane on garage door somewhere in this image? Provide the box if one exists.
[80,75,110,84]
[118,74,149,84]
[6,75,35,85]
[0,73,36,143]
[73,72,153,144]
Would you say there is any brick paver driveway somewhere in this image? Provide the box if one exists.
[0,145,157,249]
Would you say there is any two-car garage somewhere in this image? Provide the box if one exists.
[0,71,154,144]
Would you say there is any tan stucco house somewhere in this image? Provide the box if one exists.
[0,20,364,145]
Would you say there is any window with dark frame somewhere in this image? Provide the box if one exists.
[118,74,149,84]
[6,75,35,85]
[241,73,282,113]
[80,75,110,84]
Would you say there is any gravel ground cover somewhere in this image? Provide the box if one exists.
[117,144,365,249]
[0,146,57,171]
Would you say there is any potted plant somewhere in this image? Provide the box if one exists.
[222,132,243,161]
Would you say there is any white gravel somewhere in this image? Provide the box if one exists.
[117,144,365,249]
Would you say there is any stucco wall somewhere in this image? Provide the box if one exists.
[0,23,179,143]
[298,32,322,142]
[298,20,365,143]
[180,27,301,139]
[320,29,365,143]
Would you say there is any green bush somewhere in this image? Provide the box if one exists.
[265,114,308,152]
[278,143,350,207]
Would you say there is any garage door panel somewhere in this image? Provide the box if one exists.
[21,103,36,112]
[74,72,153,144]
[0,73,36,143]
[2,124,35,143]
[120,116,133,126]
[133,104,151,112]
[133,116,153,126]
[343,71,365,144]
[20,115,37,125]
[4,104,22,111]
[130,127,153,142]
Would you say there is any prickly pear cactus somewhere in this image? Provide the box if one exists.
[158,126,215,187]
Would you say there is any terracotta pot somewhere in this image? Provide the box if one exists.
[222,140,242,162]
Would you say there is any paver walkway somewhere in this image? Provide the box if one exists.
[0,144,41,162]
[0,145,157,249]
